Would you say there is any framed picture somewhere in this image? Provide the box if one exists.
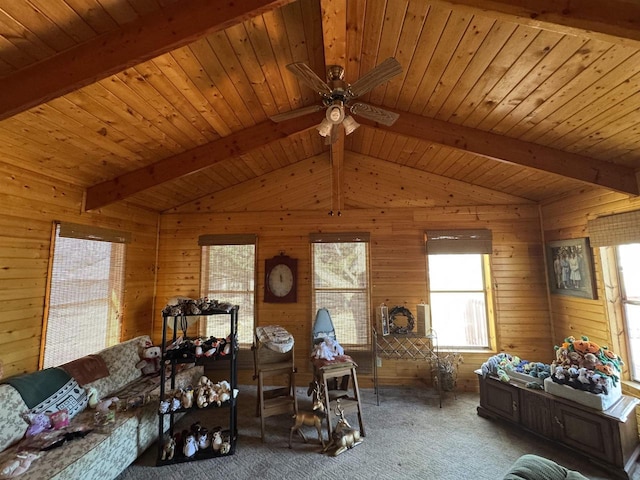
[378,304,390,336]
[546,238,597,299]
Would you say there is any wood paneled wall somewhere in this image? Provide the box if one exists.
[158,159,551,391]
[541,187,640,373]
[0,162,159,378]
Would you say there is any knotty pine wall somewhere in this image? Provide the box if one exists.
[540,186,640,389]
[0,163,159,378]
[156,156,553,391]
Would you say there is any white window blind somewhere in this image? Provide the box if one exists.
[199,234,256,346]
[310,233,371,349]
[43,222,127,368]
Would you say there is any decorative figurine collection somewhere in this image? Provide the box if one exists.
[159,376,233,414]
[161,423,231,462]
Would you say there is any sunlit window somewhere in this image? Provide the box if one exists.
[428,254,491,349]
[618,243,640,380]
[200,239,255,346]
[311,234,370,349]
[43,223,126,367]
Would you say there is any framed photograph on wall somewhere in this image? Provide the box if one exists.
[545,237,597,300]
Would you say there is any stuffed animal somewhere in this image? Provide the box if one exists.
[183,434,198,457]
[312,337,344,361]
[136,340,161,376]
[161,437,175,461]
[0,452,40,479]
[22,412,51,437]
[96,397,119,414]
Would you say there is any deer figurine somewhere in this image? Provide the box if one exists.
[323,399,363,456]
[289,382,326,449]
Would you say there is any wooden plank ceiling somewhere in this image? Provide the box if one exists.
[0,0,638,212]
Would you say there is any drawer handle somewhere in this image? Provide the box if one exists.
[554,416,564,429]
[512,401,518,412]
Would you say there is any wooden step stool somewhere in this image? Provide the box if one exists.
[314,360,365,438]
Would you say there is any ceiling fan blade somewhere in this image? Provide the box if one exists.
[350,102,400,126]
[270,104,325,122]
[286,62,333,96]
[348,57,403,99]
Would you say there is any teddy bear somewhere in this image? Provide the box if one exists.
[136,340,161,376]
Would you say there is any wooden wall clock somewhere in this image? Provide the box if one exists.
[264,254,297,303]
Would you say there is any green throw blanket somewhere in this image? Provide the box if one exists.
[1,367,72,408]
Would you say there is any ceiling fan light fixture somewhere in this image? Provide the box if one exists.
[317,118,333,137]
[343,115,360,135]
[326,103,345,124]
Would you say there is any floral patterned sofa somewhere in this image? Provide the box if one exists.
[0,335,202,480]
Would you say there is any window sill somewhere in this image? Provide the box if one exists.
[622,380,640,399]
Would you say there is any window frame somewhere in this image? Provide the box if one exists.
[426,253,494,350]
[425,229,495,351]
[601,244,640,382]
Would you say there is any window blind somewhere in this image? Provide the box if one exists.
[588,210,640,247]
[309,232,370,243]
[43,223,126,368]
[426,229,492,254]
[199,234,257,246]
[59,222,131,243]
[200,236,256,346]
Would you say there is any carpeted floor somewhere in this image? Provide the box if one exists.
[116,385,629,480]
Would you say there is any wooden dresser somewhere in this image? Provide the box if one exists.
[475,370,640,479]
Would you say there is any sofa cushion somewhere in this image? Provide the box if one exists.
[0,384,29,452]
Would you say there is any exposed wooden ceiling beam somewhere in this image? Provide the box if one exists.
[321,0,347,69]
[358,109,639,196]
[431,0,640,48]
[84,112,323,211]
[0,0,294,122]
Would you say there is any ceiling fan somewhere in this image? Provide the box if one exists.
[270,57,403,144]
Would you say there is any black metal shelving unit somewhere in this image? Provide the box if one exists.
[156,305,239,466]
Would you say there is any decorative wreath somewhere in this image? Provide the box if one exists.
[388,306,415,334]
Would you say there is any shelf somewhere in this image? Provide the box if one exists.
[158,398,236,416]
[156,305,239,467]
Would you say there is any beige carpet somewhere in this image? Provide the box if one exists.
[116,385,625,480]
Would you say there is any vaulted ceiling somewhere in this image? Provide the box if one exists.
[0,0,639,213]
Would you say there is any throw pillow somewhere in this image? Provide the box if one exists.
[30,377,88,420]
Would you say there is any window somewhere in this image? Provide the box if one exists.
[617,243,640,380]
[310,233,371,349]
[426,230,493,349]
[588,211,640,382]
[43,223,128,368]
[199,235,256,346]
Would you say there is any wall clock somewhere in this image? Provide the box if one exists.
[264,254,297,303]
